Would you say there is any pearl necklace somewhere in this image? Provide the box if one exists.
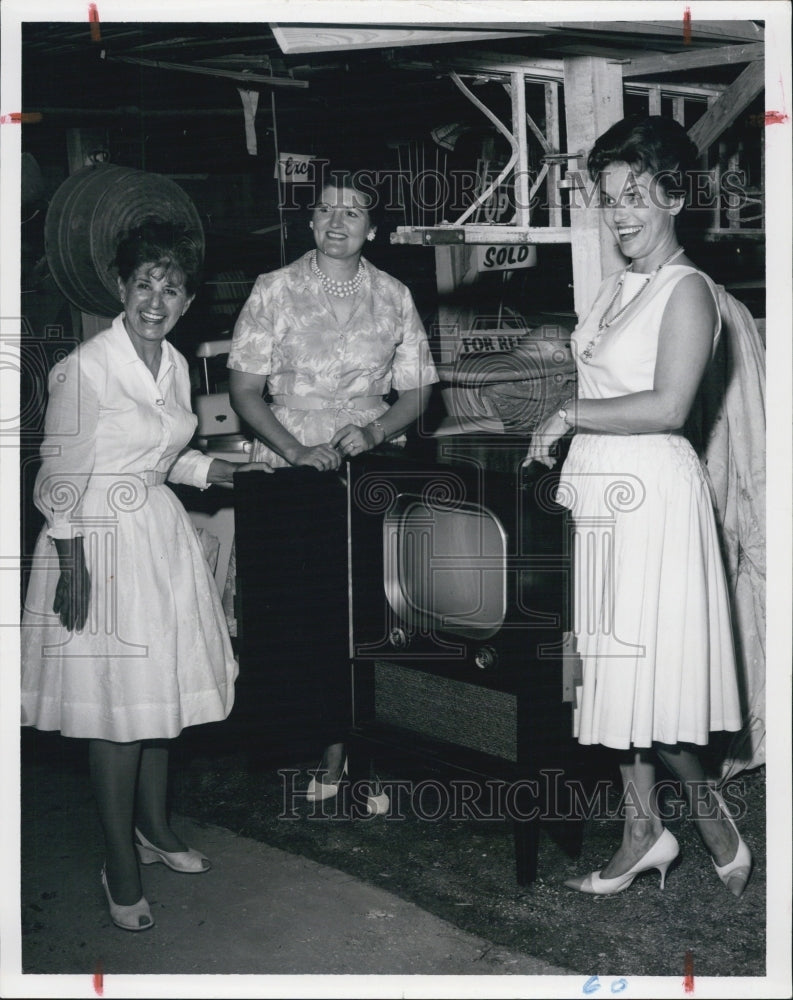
[310,251,365,298]
[581,246,686,363]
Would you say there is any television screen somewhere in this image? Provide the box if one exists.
[384,496,507,639]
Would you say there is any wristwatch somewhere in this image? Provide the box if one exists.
[558,399,575,428]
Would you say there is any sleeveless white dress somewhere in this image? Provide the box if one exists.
[557,265,743,749]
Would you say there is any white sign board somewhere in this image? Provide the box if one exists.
[475,244,537,272]
[275,153,315,183]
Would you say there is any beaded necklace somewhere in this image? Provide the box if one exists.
[310,250,365,298]
[580,246,685,363]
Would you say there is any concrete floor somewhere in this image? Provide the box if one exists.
[13,767,575,997]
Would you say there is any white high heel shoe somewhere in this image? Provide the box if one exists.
[709,789,752,897]
[306,757,348,802]
[564,828,680,895]
[134,828,211,873]
[101,866,154,931]
[365,790,390,816]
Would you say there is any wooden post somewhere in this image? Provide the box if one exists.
[434,244,476,363]
[562,56,624,321]
[511,72,531,228]
[545,82,563,228]
[648,85,662,116]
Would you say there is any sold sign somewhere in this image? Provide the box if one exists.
[475,244,537,272]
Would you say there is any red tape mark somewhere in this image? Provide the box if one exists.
[89,3,101,42]
[683,7,692,45]
[0,112,43,124]
[93,958,104,995]
[683,950,695,993]
[765,110,790,125]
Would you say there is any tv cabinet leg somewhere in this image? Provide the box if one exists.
[513,818,540,886]
[345,735,374,817]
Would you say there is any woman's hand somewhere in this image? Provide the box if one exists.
[52,537,91,632]
[523,410,569,469]
[236,462,274,474]
[288,442,342,472]
[207,458,274,487]
[330,422,381,458]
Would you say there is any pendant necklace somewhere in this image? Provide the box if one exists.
[580,246,686,363]
[310,250,365,298]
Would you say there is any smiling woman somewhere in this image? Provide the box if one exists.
[227,162,439,809]
[525,116,753,901]
[20,218,271,933]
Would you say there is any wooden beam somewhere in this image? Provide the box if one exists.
[563,55,625,320]
[548,20,763,44]
[688,60,765,154]
[512,72,531,229]
[626,81,725,100]
[424,51,564,81]
[545,82,563,228]
[270,23,545,55]
[105,54,309,89]
[623,41,764,78]
[391,225,571,246]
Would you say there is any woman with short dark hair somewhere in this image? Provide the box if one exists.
[526,116,752,897]
[229,164,438,808]
[22,218,270,931]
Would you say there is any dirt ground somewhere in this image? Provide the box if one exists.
[165,733,767,980]
[18,727,768,982]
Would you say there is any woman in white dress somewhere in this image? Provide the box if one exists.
[525,116,752,897]
[21,220,270,930]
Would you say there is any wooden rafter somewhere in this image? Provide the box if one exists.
[687,59,764,153]
[547,20,763,44]
[623,41,764,78]
[270,23,547,55]
[104,54,309,89]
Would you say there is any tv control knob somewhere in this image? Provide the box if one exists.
[388,627,409,650]
[474,646,498,670]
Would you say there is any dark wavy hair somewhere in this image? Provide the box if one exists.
[114,218,203,295]
[587,115,700,202]
[312,161,386,230]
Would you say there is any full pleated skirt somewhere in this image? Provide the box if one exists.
[557,433,742,749]
[21,481,237,741]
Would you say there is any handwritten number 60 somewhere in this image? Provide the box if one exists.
[583,976,629,994]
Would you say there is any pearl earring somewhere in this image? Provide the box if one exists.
[367,231,375,242]
[309,221,314,230]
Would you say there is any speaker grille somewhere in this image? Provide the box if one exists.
[373,661,518,761]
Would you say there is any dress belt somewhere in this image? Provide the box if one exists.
[270,394,384,411]
[81,470,168,493]
[139,470,168,486]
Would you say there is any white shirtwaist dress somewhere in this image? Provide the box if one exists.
[21,315,238,742]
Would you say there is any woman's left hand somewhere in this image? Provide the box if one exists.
[523,411,569,469]
[207,458,273,487]
[331,423,379,458]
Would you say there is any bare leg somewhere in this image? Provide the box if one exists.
[88,738,143,905]
[134,739,186,853]
[655,743,738,867]
[600,749,665,878]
